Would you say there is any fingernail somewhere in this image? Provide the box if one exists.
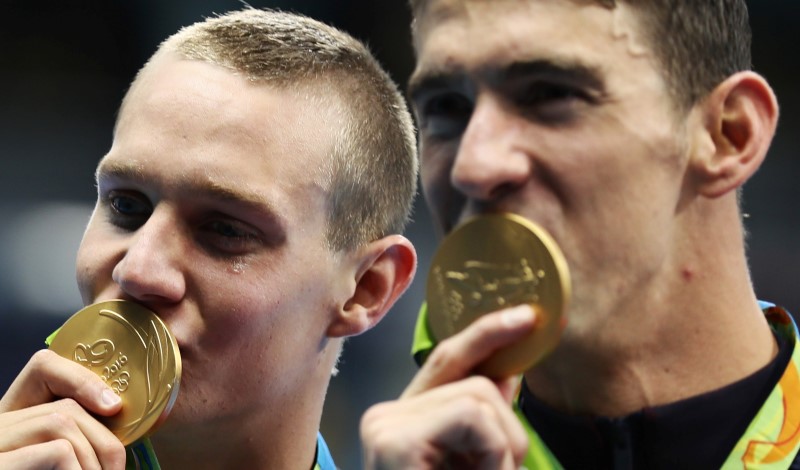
[501,304,535,327]
[102,388,121,407]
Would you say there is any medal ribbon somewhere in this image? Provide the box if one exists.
[721,304,800,469]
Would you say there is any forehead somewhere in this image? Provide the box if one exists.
[115,54,342,191]
[412,0,650,81]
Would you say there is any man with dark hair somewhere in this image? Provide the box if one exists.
[0,9,418,469]
[361,1,793,468]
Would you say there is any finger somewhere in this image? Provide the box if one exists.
[0,407,99,470]
[494,376,530,464]
[403,304,537,398]
[496,376,522,403]
[363,378,528,469]
[436,377,529,468]
[0,349,122,416]
[440,402,510,469]
[0,440,81,470]
[0,399,125,470]
[444,399,521,469]
[363,394,511,470]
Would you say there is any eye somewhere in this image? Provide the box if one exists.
[209,220,246,238]
[199,218,263,255]
[105,191,152,230]
[520,82,584,104]
[515,81,593,123]
[417,92,473,140]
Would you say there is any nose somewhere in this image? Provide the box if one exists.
[451,96,533,202]
[112,207,186,304]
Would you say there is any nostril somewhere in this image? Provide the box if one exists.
[488,181,522,201]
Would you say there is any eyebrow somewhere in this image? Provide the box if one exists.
[501,59,605,91]
[408,58,606,101]
[95,160,286,230]
[408,65,469,103]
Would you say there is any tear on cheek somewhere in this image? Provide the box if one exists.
[230,259,248,274]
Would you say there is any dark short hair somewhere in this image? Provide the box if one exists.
[410,0,752,110]
[617,0,752,109]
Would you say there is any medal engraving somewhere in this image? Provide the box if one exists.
[426,213,571,377]
[432,259,547,336]
[49,300,181,445]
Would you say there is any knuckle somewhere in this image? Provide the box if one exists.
[46,410,80,432]
[369,429,399,454]
[360,403,385,425]
[97,438,126,466]
[28,349,58,374]
[360,402,395,436]
[464,375,500,396]
[426,340,459,369]
[50,438,77,460]
[73,372,100,396]
[451,395,484,419]
[511,423,530,454]
[54,398,83,414]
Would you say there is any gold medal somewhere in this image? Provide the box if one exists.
[426,213,570,377]
[49,300,181,445]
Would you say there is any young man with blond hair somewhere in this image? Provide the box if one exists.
[0,9,418,469]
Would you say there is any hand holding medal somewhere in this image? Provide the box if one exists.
[48,300,181,445]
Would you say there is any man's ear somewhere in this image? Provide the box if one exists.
[690,71,779,198]
[326,234,417,338]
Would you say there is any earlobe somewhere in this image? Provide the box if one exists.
[691,71,779,198]
[326,235,417,338]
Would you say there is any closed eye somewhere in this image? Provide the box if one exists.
[513,81,595,124]
[199,218,265,255]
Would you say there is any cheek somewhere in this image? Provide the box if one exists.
[420,149,445,195]
[421,151,460,223]
[196,273,298,352]
[193,283,325,395]
[420,168,444,211]
[203,307,265,352]
[74,253,92,303]
[75,223,112,303]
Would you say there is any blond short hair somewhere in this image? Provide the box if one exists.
[127,8,418,252]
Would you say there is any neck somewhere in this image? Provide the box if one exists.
[525,198,778,417]
[151,400,322,470]
[150,345,338,470]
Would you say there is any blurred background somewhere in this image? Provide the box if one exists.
[0,1,797,468]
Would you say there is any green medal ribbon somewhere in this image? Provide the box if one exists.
[720,305,800,468]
